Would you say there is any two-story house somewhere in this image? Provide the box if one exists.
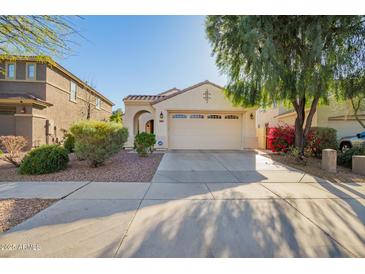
[0,56,114,148]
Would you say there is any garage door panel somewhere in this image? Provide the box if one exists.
[168,113,242,150]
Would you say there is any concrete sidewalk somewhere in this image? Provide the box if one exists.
[0,180,364,257]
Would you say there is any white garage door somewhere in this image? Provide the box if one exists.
[168,112,242,150]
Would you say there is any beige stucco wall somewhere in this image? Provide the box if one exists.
[42,66,112,142]
[256,107,280,128]
[124,82,258,149]
[0,114,16,135]
[123,102,156,147]
[316,97,364,138]
[139,112,154,133]
[277,110,318,127]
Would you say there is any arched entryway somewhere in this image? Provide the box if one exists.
[133,110,154,135]
[145,119,154,134]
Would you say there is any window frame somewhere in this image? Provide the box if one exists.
[69,81,77,102]
[224,115,239,120]
[6,62,16,80]
[190,114,205,119]
[95,97,101,110]
[26,62,36,80]
[172,114,188,119]
[207,114,222,119]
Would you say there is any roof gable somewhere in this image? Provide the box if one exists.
[152,80,224,105]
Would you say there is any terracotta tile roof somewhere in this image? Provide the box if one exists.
[123,95,165,101]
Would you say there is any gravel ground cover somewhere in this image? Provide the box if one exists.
[265,153,365,184]
[0,199,57,232]
[0,151,163,182]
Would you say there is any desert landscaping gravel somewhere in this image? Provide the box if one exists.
[0,199,57,232]
[0,151,163,182]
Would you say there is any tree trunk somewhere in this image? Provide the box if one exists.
[351,97,365,129]
[292,96,320,157]
[292,98,306,155]
[87,104,91,120]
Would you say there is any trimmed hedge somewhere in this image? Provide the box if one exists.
[70,120,128,167]
[305,127,337,158]
[267,124,295,153]
[338,144,365,168]
[134,132,156,157]
[19,145,69,175]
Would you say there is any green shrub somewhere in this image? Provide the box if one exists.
[134,132,156,157]
[305,127,337,158]
[337,144,365,168]
[63,133,75,153]
[70,120,128,167]
[19,145,69,175]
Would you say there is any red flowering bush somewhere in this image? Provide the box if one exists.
[267,124,295,152]
[268,124,337,157]
[305,127,337,158]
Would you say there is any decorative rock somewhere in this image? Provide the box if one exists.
[352,155,365,176]
[321,149,337,173]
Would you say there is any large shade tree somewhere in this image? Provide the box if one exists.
[206,16,365,155]
[0,16,78,61]
[335,42,365,129]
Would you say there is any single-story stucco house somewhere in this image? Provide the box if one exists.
[123,80,258,150]
[256,95,365,139]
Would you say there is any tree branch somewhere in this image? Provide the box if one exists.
[351,96,365,129]
[304,96,320,137]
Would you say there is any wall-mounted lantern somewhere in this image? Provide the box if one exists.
[160,112,164,120]
[20,107,26,114]
[250,113,254,120]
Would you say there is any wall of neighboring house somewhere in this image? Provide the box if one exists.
[0,60,113,147]
[0,61,47,147]
[256,97,364,141]
[0,114,15,135]
[0,61,47,99]
[277,110,318,127]
[43,66,113,143]
[317,98,365,138]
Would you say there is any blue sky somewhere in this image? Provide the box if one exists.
[55,16,227,110]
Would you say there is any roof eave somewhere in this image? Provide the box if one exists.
[151,80,225,105]
[0,55,114,106]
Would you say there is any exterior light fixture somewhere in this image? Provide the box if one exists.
[250,113,254,120]
[20,107,26,114]
[160,112,164,119]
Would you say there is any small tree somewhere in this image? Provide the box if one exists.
[0,136,27,167]
[81,91,96,120]
[79,79,98,120]
[109,108,123,124]
[206,16,365,156]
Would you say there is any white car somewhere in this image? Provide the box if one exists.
[339,131,365,152]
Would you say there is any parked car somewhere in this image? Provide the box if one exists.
[339,131,365,152]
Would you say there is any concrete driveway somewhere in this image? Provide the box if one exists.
[152,150,324,183]
[0,151,365,257]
